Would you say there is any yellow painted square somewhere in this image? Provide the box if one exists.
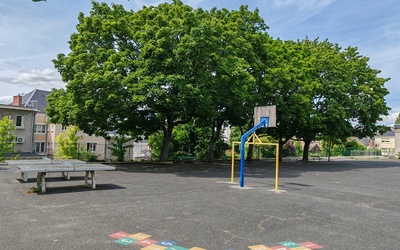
[291,247,311,250]
[248,245,273,250]
[128,233,152,240]
[141,245,166,250]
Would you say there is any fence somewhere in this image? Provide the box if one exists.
[349,149,382,157]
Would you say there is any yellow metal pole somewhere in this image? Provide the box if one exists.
[231,142,235,182]
[275,143,279,191]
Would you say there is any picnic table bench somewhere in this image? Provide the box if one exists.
[312,156,323,161]
[6,158,115,193]
[177,155,197,163]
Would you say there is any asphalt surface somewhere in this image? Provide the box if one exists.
[0,158,399,249]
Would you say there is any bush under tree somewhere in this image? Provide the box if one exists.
[0,116,16,162]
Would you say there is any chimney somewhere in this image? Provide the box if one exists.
[12,95,23,106]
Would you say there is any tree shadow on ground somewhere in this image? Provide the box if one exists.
[35,183,126,195]
[110,159,400,180]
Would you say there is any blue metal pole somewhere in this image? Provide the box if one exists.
[239,119,268,187]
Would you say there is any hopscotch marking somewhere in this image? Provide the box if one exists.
[109,231,323,250]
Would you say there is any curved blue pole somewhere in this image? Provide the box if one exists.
[239,118,268,187]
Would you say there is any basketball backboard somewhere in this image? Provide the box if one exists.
[254,105,276,127]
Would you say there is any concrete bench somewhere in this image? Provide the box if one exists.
[6,158,85,182]
[13,163,115,193]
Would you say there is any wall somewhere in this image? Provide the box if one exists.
[0,105,37,153]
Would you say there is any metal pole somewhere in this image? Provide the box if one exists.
[231,143,235,182]
[275,143,279,191]
[239,119,268,187]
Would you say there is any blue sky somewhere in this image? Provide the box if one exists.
[1,0,399,124]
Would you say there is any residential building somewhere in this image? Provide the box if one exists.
[394,125,400,157]
[374,128,396,156]
[0,95,37,153]
[20,89,50,155]
[13,89,149,161]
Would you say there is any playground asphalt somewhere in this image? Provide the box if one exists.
[0,158,399,249]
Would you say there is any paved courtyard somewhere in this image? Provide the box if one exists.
[1,158,399,249]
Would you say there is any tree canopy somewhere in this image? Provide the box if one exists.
[47,1,391,161]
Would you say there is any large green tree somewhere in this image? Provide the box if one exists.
[299,40,390,160]
[48,1,271,161]
[47,1,390,162]
[262,38,390,161]
[181,6,270,161]
[49,1,201,161]
[259,39,311,161]
[48,2,151,139]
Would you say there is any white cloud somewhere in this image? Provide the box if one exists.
[0,95,12,104]
[379,111,399,126]
[0,68,64,89]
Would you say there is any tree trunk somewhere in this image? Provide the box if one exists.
[159,120,174,162]
[208,121,217,162]
[302,139,312,161]
[279,138,285,162]
[207,119,224,162]
[327,141,332,162]
[246,144,254,162]
[208,139,215,162]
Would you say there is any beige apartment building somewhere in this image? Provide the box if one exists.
[16,89,107,159]
[10,89,149,161]
[374,129,395,155]
[45,123,107,159]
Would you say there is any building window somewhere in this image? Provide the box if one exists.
[61,125,67,131]
[16,115,24,128]
[35,124,47,133]
[35,142,46,153]
[87,142,97,152]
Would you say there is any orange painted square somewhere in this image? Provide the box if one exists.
[141,244,167,250]
[135,239,158,246]
[248,245,273,250]
[129,233,152,240]
[270,246,290,250]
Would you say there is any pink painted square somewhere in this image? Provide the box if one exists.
[109,231,132,239]
[300,242,323,249]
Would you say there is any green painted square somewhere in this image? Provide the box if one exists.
[277,241,301,248]
[115,237,137,245]
[166,246,188,250]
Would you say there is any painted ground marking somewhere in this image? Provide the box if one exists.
[109,231,323,250]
